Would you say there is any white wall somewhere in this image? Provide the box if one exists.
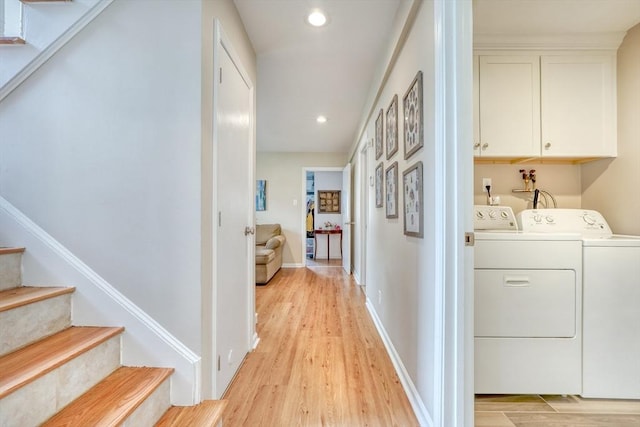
[582,23,640,235]
[474,163,582,213]
[351,1,437,419]
[255,152,347,266]
[0,0,203,350]
[313,171,343,259]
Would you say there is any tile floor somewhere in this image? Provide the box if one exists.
[476,394,640,426]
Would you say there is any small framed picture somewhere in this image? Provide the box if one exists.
[403,161,423,238]
[375,109,383,160]
[317,190,341,213]
[256,179,266,211]
[386,94,398,160]
[375,162,383,208]
[385,162,398,219]
[403,71,423,160]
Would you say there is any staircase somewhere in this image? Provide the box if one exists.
[0,247,226,426]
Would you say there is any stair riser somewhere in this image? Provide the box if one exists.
[123,377,171,426]
[0,335,120,427]
[0,254,22,291]
[0,294,72,357]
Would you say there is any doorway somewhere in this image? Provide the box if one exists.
[301,167,347,269]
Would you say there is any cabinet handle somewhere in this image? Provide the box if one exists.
[482,143,489,150]
[473,142,480,149]
[545,142,551,150]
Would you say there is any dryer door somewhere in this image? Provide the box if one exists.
[475,269,576,338]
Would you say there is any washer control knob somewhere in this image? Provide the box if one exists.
[583,213,597,225]
[476,211,485,219]
[546,216,555,223]
[501,211,509,219]
[489,210,497,219]
[534,214,543,223]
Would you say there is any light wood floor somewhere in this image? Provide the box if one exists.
[476,394,640,426]
[222,267,419,426]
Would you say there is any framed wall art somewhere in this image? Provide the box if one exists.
[402,161,423,238]
[403,71,423,160]
[375,108,383,160]
[385,161,398,219]
[256,179,267,211]
[386,94,398,159]
[317,190,341,213]
[375,162,383,208]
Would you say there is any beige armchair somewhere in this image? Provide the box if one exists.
[255,224,286,284]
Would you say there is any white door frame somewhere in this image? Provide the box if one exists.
[432,0,474,426]
[356,138,371,286]
[209,19,256,399]
[300,166,345,267]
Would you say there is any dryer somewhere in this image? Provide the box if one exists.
[474,206,583,395]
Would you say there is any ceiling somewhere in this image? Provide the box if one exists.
[235,0,640,154]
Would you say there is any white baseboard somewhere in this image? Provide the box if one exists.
[0,196,200,405]
[353,271,362,285]
[282,263,304,268]
[365,298,433,427]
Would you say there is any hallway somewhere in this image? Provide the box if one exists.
[222,267,419,426]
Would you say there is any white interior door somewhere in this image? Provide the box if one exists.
[215,25,254,397]
[342,163,352,274]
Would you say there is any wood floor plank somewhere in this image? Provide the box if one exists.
[505,411,640,426]
[0,248,25,256]
[222,266,419,426]
[43,366,173,426]
[0,326,124,398]
[0,286,74,312]
[155,400,227,426]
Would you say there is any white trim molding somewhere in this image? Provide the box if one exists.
[366,299,433,427]
[474,32,627,51]
[0,196,201,405]
[282,263,304,268]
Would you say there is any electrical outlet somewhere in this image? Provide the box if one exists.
[482,178,492,192]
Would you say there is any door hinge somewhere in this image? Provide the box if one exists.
[465,232,475,247]
[219,67,222,84]
[217,355,221,371]
[218,211,222,227]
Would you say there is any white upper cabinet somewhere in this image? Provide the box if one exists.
[474,52,617,160]
[540,55,617,158]
[477,56,541,157]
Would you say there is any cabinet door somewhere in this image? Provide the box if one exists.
[541,55,617,157]
[478,56,540,157]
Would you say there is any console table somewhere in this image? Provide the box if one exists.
[314,229,342,260]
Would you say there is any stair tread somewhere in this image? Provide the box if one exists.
[0,247,25,255]
[0,326,124,398]
[155,400,228,427]
[0,286,75,312]
[43,366,174,426]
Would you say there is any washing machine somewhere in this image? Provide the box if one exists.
[518,208,640,399]
[474,206,583,395]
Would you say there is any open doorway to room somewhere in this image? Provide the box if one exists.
[302,167,347,269]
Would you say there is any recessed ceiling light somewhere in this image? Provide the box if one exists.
[307,10,327,27]
[316,115,327,123]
